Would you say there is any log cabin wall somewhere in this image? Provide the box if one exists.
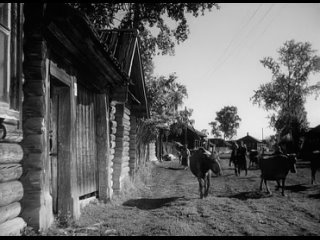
[108,101,117,197]
[19,4,55,231]
[112,102,131,193]
[0,120,26,236]
[129,115,137,177]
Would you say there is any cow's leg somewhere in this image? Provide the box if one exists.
[281,178,286,196]
[275,180,281,191]
[198,178,204,199]
[264,179,272,195]
[204,173,210,197]
[311,168,316,185]
[259,178,263,191]
[235,165,238,176]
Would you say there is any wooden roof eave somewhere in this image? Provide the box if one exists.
[43,3,129,91]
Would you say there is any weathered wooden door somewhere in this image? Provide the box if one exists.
[49,83,70,214]
[76,86,98,198]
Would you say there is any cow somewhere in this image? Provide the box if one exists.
[189,147,222,199]
[299,135,320,185]
[259,153,297,196]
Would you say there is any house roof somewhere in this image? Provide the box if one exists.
[237,134,262,143]
[208,138,232,147]
[305,124,320,137]
[42,3,131,91]
[99,29,149,118]
[187,124,207,138]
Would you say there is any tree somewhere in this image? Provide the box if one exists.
[251,40,320,152]
[209,121,222,138]
[201,129,209,136]
[70,3,220,77]
[146,73,188,124]
[214,106,241,140]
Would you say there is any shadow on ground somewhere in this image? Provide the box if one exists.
[220,191,272,200]
[308,192,320,199]
[123,196,185,210]
[284,184,310,192]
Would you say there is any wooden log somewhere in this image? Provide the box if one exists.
[116,126,130,133]
[22,96,46,118]
[110,120,117,128]
[0,120,22,143]
[110,134,116,142]
[0,143,23,164]
[0,181,24,207]
[21,134,43,153]
[113,156,130,164]
[116,135,130,142]
[0,217,27,236]
[110,127,117,134]
[115,141,129,148]
[0,202,21,225]
[0,164,23,183]
[22,117,44,135]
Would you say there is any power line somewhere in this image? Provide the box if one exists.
[199,3,264,81]
[230,3,276,60]
[248,3,287,51]
[205,3,276,79]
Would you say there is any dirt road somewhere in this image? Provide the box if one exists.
[75,156,320,236]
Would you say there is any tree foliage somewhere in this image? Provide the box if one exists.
[213,106,241,140]
[209,121,222,138]
[146,73,188,123]
[251,40,320,138]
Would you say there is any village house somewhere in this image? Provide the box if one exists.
[237,132,264,152]
[0,3,150,235]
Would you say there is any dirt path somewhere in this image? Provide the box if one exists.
[74,156,320,236]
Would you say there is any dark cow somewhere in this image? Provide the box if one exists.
[259,153,297,196]
[300,135,320,185]
[189,147,222,199]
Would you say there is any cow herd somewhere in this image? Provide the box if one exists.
[187,137,319,199]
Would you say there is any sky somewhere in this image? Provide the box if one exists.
[152,3,320,141]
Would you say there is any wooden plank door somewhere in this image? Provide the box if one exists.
[50,87,59,214]
[49,85,70,214]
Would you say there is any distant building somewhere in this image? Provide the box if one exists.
[237,132,265,152]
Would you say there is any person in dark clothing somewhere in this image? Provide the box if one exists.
[181,144,190,170]
[235,141,248,176]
